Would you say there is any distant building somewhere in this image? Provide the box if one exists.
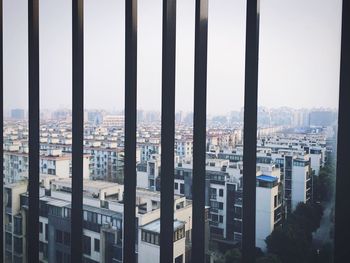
[11,109,25,120]
[51,110,71,121]
[88,111,104,125]
[309,111,337,127]
[102,115,125,128]
[3,148,90,183]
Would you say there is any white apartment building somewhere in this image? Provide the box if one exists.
[137,141,161,163]
[175,137,193,160]
[255,174,282,251]
[138,220,186,263]
[102,115,125,128]
[284,155,312,212]
[3,148,90,183]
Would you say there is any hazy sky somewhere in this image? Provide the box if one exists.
[3,0,342,114]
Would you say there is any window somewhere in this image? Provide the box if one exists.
[64,232,71,246]
[13,237,23,254]
[210,187,217,196]
[274,195,277,208]
[55,230,63,244]
[83,235,91,255]
[94,238,100,252]
[56,251,63,262]
[218,202,224,210]
[219,189,224,197]
[141,230,161,246]
[45,224,48,241]
[180,184,184,194]
[175,255,183,263]
[173,227,185,242]
[39,241,44,252]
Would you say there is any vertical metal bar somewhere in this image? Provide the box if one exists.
[28,0,40,262]
[72,0,84,262]
[192,0,208,262]
[335,0,350,261]
[124,0,137,262]
[0,0,3,261]
[242,0,260,262]
[160,0,176,262]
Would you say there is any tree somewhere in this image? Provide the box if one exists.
[265,201,325,263]
[223,248,241,263]
[266,224,311,263]
[292,202,323,232]
[315,152,336,202]
[308,243,333,263]
[256,254,282,263]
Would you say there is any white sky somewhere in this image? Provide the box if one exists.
[3,0,342,115]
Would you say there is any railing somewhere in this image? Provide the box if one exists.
[0,0,349,262]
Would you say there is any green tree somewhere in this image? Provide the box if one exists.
[292,202,323,232]
[223,248,241,263]
[308,243,333,263]
[266,223,312,263]
[256,254,282,263]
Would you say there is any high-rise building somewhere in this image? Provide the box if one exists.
[11,109,25,120]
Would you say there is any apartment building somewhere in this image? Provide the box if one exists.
[175,137,193,161]
[102,115,125,128]
[284,155,312,212]
[3,147,90,183]
[4,177,192,263]
[137,141,161,163]
[3,181,28,263]
[255,174,283,251]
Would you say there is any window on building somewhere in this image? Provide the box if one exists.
[13,237,23,255]
[45,224,48,241]
[274,195,277,208]
[218,202,224,210]
[55,230,63,244]
[83,235,91,255]
[175,255,183,263]
[64,232,71,246]
[56,250,63,262]
[180,184,184,194]
[94,238,100,252]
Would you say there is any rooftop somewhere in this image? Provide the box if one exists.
[256,175,278,183]
[141,219,185,233]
